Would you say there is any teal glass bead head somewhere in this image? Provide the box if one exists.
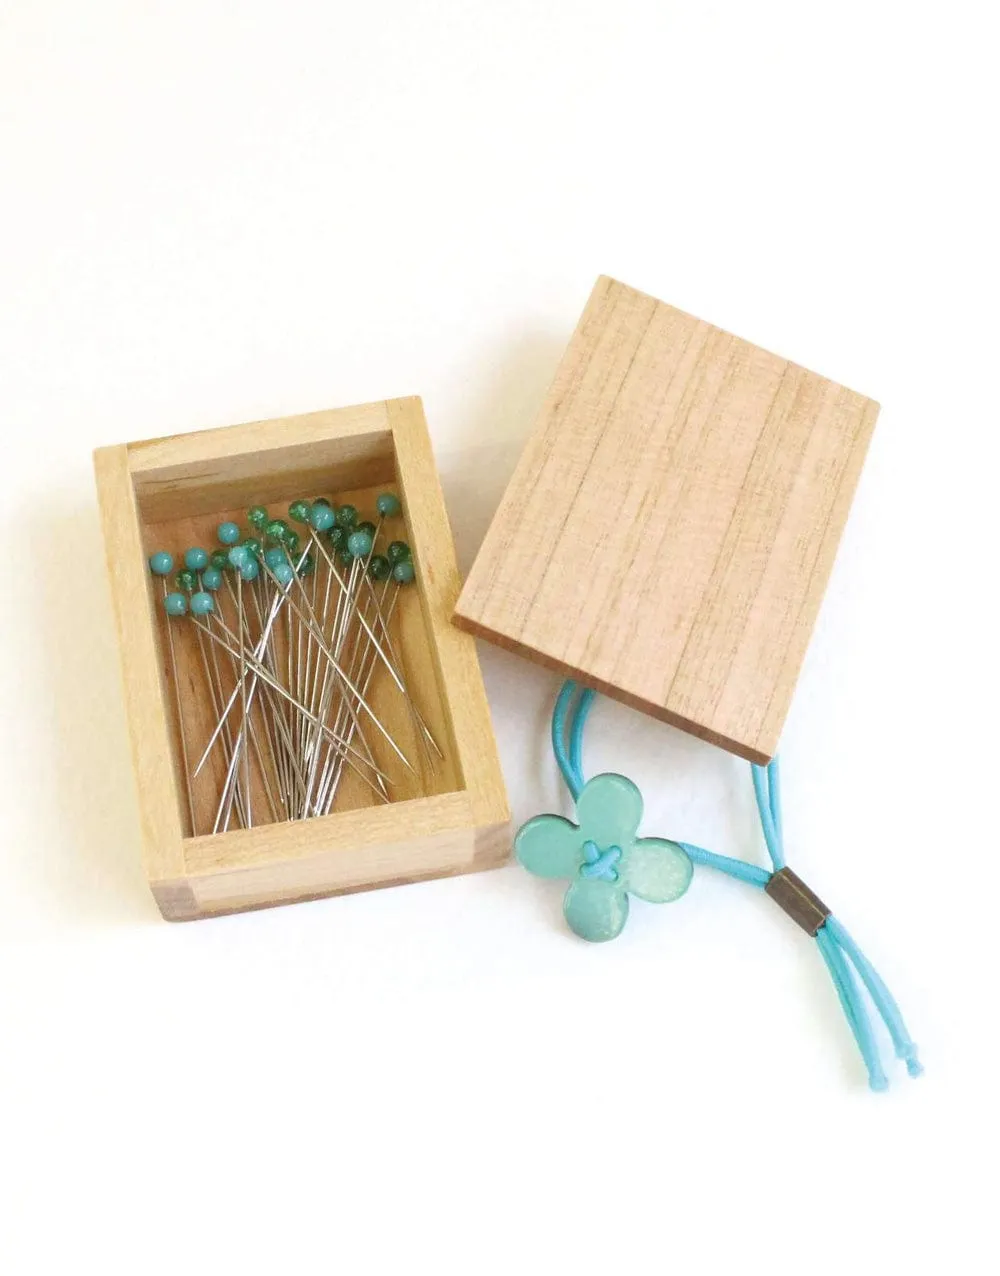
[347,529,373,559]
[228,545,249,571]
[264,546,286,571]
[515,773,693,941]
[217,522,241,546]
[272,560,295,587]
[376,492,401,518]
[201,567,223,591]
[309,503,336,533]
[392,560,415,584]
[149,551,174,576]
[184,547,209,572]
[238,557,260,582]
[190,591,215,616]
[163,591,188,617]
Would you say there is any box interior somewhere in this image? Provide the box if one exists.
[132,426,463,840]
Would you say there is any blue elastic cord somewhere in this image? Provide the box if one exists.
[816,924,888,1090]
[677,843,771,889]
[552,681,584,800]
[825,916,923,1077]
[766,757,782,850]
[569,686,595,788]
[551,680,920,1090]
[751,762,785,870]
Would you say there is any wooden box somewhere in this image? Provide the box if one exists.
[94,397,510,920]
[455,276,879,763]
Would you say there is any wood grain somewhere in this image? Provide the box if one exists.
[130,401,395,521]
[93,445,196,916]
[454,276,879,763]
[94,398,509,919]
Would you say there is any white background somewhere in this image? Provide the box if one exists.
[1,3,997,1272]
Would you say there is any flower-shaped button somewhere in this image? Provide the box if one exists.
[515,773,693,941]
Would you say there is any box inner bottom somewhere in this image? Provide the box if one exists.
[141,479,461,839]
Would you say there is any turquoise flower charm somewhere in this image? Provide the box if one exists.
[515,773,693,942]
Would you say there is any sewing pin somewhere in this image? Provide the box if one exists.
[149,551,197,834]
[315,548,422,813]
[256,534,414,775]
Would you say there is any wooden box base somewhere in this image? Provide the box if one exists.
[94,398,510,920]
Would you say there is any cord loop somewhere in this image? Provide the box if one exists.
[550,679,921,1091]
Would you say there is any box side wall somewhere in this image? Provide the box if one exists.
[390,398,510,831]
[130,403,395,522]
[93,444,188,881]
[177,790,507,917]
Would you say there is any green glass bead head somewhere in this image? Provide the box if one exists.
[285,530,301,556]
[376,492,401,518]
[184,547,209,572]
[217,522,241,546]
[210,549,230,571]
[392,560,415,585]
[335,504,358,530]
[387,540,411,566]
[368,554,391,582]
[298,551,316,577]
[265,519,289,544]
[190,591,215,616]
[247,505,269,530]
[149,551,174,577]
[328,525,347,551]
[164,592,188,616]
[175,568,197,592]
[347,529,373,559]
[355,520,377,539]
[242,537,262,559]
[312,496,332,508]
[288,499,312,525]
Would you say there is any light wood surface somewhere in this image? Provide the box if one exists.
[454,276,879,763]
[130,401,395,521]
[94,397,509,919]
[93,445,198,916]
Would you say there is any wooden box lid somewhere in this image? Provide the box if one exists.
[453,276,878,764]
